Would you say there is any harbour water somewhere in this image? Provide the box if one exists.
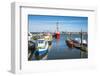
[30,34,87,60]
[47,34,87,60]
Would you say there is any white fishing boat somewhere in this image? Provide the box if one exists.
[74,38,87,46]
[35,39,49,56]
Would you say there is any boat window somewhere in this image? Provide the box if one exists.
[37,40,44,43]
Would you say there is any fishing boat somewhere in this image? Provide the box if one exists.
[65,32,74,48]
[55,32,60,39]
[66,39,74,48]
[72,38,87,52]
[35,39,49,57]
[44,33,53,45]
[54,22,60,39]
[73,37,87,45]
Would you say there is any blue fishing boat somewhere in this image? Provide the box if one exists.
[35,39,49,56]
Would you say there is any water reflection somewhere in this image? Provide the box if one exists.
[47,34,87,60]
[30,34,87,60]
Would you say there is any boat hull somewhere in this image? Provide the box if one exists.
[66,40,74,48]
[55,33,60,39]
[34,49,48,60]
[35,49,48,56]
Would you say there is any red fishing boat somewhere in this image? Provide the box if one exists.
[55,22,60,39]
[55,32,60,39]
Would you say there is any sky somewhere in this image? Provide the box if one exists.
[28,15,88,32]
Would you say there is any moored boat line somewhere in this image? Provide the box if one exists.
[65,29,88,52]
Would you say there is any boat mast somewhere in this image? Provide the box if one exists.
[80,28,83,45]
[56,22,59,32]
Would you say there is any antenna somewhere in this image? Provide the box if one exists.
[80,28,83,45]
[56,22,59,32]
